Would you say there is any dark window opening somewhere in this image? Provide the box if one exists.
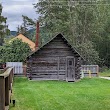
[69,61,72,65]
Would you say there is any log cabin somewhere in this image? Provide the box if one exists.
[27,33,84,82]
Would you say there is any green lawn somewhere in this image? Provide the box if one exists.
[100,69,110,77]
[10,77,110,110]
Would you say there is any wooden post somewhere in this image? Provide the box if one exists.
[0,77,5,110]
[0,68,14,110]
[89,70,91,78]
[57,57,59,79]
[5,77,9,106]
[9,74,11,90]
[23,65,27,77]
[35,21,39,48]
[12,68,14,83]
[81,70,84,78]
[97,65,99,77]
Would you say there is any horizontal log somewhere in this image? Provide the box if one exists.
[43,46,69,49]
[42,48,71,52]
[31,78,61,80]
[36,53,74,57]
[31,74,66,79]
[50,38,65,42]
[42,48,71,51]
[38,49,73,54]
[27,57,66,63]
[31,73,65,75]
[31,70,66,72]
[31,74,58,78]
[58,75,66,80]
[31,72,58,75]
[45,42,67,46]
[32,73,58,75]
[30,66,58,70]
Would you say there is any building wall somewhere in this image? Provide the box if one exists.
[27,36,81,80]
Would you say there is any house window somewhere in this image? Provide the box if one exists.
[69,61,72,65]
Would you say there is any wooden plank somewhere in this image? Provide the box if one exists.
[5,77,9,106]
[59,71,66,75]
[36,53,73,57]
[32,78,59,80]
[0,77,5,110]
[30,66,58,71]
[31,70,58,72]
[32,73,58,75]
[32,72,58,75]
[31,74,58,79]
[57,57,59,79]
[42,48,71,51]
[58,75,66,80]
[49,38,64,42]
[31,57,58,61]
[38,50,73,54]
[43,46,69,49]
[5,106,9,110]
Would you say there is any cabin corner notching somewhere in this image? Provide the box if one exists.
[27,34,84,81]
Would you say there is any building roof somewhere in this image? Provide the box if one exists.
[11,34,36,51]
[27,33,85,60]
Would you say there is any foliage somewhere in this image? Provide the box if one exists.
[21,0,110,66]
[0,39,31,62]
[100,69,110,77]
[10,77,110,110]
[4,36,15,44]
[0,4,10,45]
[76,41,100,64]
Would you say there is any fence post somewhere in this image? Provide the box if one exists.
[89,70,91,78]
[0,77,5,110]
[5,77,9,106]
[81,71,84,78]
[23,65,27,76]
[0,67,14,109]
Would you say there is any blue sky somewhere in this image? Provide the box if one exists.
[1,0,39,31]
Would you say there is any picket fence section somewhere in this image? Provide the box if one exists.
[6,62,23,75]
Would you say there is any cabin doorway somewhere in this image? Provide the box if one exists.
[66,57,75,81]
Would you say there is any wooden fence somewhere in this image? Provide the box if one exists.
[0,67,14,110]
[81,65,99,78]
[6,62,27,76]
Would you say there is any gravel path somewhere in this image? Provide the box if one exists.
[99,76,110,80]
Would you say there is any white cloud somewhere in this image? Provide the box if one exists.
[3,5,34,14]
[2,0,38,5]
[1,0,39,31]
[8,21,23,30]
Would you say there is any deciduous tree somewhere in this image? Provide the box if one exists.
[0,39,31,62]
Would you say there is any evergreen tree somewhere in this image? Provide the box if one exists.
[0,4,10,45]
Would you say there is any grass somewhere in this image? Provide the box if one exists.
[0,69,4,74]
[99,69,110,77]
[10,77,110,110]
